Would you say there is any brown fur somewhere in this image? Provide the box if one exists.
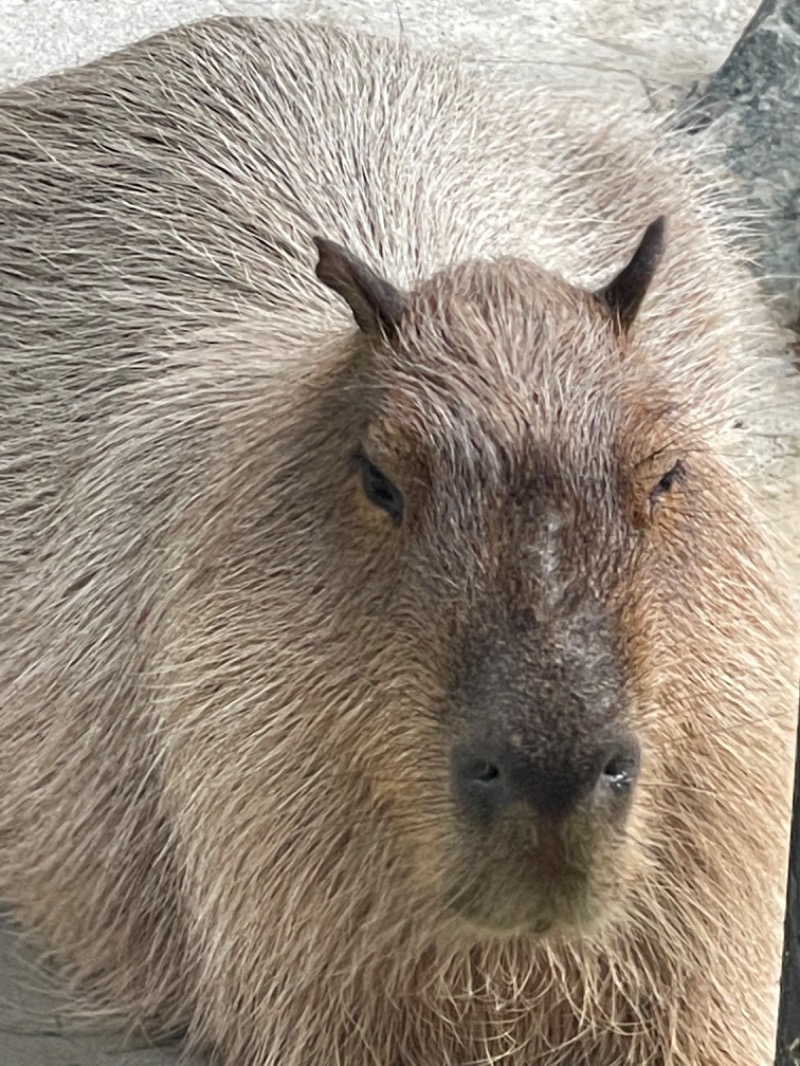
[0,16,798,1066]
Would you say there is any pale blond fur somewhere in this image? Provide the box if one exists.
[0,16,798,1066]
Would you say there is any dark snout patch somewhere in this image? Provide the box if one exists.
[450,605,635,825]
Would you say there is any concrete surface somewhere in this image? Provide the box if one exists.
[686,0,800,324]
[0,1,797,1064]
[0,0,758,99]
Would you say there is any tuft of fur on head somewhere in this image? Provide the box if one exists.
[0,16,798,1066]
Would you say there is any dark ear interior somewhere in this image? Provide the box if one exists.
[596,216,666,334]
[313,237,407,337]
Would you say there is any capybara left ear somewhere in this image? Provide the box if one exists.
[313,236,407,338]
[595,216,666,334]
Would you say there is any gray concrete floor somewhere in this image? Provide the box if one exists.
[0,0,758,95]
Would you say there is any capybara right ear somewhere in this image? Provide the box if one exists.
[313,236,407,338]
[596,216,666,335]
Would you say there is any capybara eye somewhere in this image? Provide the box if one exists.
[650,459,685,506]
[356,453,404,525]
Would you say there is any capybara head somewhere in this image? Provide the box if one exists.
[227,218,688,942]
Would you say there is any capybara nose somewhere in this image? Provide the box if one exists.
[452,734,640,825]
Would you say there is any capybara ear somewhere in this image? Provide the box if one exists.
[595,216,666,334]
[313,236,407,337]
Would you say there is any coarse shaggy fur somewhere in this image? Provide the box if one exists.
[0,16,798,1066]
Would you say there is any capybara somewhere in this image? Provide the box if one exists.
[0,16,798,1066]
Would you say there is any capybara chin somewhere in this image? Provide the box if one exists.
[0,15,798,1066]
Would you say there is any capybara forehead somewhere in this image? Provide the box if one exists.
[397,256,613,392]
[359,258,677,491]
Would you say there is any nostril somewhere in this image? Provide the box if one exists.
[603,755,629,781]
[601,744,640,793]
[453,750,507,827]
[471,760,500,784]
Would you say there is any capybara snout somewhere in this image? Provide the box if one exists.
[450,602,636,817]
[444,600,639,935]
[451,728,640,823]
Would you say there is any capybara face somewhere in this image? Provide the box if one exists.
[307,251,697,938]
